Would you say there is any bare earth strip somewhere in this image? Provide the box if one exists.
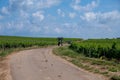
[9,47,107,80]
[0,57,12,80]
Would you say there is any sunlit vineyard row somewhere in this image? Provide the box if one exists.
[70,39,120,60]
[0,36,56,49]
[0,35,80,50]
[0,36,80,56]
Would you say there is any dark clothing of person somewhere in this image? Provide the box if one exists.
[57,37,63,46]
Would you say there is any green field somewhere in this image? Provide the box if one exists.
[70,39,120,60]
[0,35,80,56]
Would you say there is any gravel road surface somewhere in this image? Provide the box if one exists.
[9,47,106,80]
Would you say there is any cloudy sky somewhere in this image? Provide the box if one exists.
[0,0,120,38]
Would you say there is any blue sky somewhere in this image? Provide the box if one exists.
[0,0,120,39]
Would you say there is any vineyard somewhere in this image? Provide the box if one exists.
[70,39,120,60]
[0,36,80,56]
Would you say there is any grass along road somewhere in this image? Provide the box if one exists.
[53,46,120,80]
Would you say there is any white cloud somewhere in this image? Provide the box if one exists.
[0,0,62,35]
[99,11,120,21]
[1,7,9,14]
[80,10,120,23]
[9,0,61,10]
[0,15,3,19]
[63,23,70,27]
[57,9,65,17]
[0,27,1,31]
[26,0,34,5]
[6,22,13,29]
[32,11,44,21]
[45,0,61,7]
[80,12,96,21]
[79,10,120,37]
[69,12,76,18]
[0,0,62,34]
[54,27,62,33]
[75,0,81,4]
[5,21,24,31]
[83,1,97,11]
[71,0,98,12]
[20,10,29,19]
[30,26,41,33]
[15,23,25,31]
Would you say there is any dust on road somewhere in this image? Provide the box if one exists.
[9,47,106,80]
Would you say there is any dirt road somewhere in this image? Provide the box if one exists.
[9,47,106,80]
